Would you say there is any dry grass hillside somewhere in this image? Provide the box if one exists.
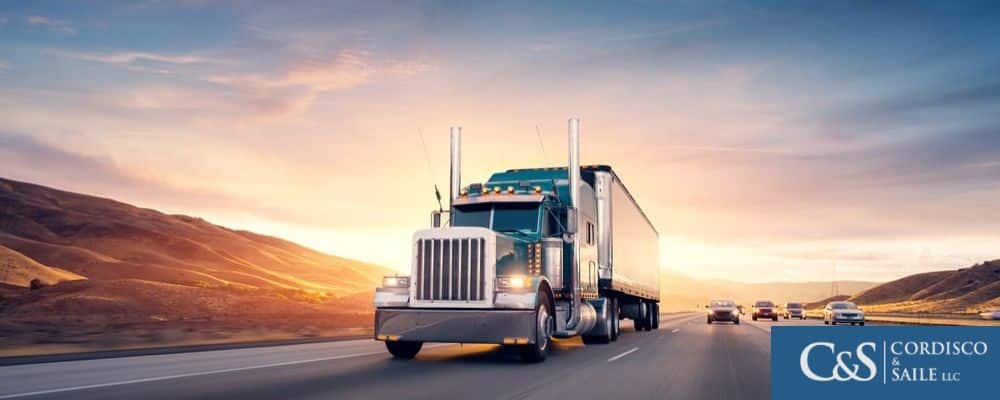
[0,177,392,355]
[0,178,392,294]
[0,244,84,287]
[848,260,1000,314]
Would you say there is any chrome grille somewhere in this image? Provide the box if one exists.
[416,238,486,301]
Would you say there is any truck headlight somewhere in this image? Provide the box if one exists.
[496,275,529,291]
[382,276,410,288]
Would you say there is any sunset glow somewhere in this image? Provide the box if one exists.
[1,2,998,282]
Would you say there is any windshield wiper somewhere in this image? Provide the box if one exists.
[497,228,534,236]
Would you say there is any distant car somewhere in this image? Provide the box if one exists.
[979,309,1000,320]
[752,300,778,321]
[783,302,806,320]
[706,299,740,324]
[823,301,865,326]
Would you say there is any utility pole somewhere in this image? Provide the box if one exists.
[830,262,838,297]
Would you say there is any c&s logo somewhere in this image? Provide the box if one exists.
[772,326,998,400]
[799,341,877,382]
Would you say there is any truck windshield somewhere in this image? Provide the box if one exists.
[452,203,540,234]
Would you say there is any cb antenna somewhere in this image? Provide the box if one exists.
[417,128,444,212]
[535,124,548,165]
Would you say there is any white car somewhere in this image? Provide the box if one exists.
[823,301,865,326]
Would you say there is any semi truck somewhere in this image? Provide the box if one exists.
[374,118,660,362]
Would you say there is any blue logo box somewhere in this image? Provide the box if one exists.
[772,326,999,400]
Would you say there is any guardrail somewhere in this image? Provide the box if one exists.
[803,311,1000,327]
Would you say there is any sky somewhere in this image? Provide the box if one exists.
[1,1,998,283]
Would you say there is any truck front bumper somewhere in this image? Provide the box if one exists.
[375,308,537,344]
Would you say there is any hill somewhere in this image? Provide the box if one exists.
[0,244,84,287]
[803,295,851,310]
[0,177,391,294]
[0,177,391,355]
[848,260,1000,314]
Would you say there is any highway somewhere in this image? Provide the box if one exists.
[0,313,868,400]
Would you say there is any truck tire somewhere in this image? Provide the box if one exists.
[652,303,660,330]
[521,295,553,363]
[385,341,423,359]
[610,298,620,341]
[634,302,647,331]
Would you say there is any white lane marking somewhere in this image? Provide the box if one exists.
[607,347,640,362]
[0,345,444,399]
[671,328,680,333]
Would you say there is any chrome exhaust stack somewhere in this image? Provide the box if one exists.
[449,127,462,211]
[554,117,596,337]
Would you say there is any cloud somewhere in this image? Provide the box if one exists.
[0,132,327,228]
[208,50,371,92]
[205,49,422,117]
[26,16,75,34]
[57,51,205,65]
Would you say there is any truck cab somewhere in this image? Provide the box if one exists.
[374,120,659,362]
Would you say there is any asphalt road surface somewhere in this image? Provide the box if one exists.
[0,314,878,400]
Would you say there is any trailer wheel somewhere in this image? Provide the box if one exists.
[521,295,553,363]
[634,302,647,331]
[651,303,660,330]
[385,341,423,359]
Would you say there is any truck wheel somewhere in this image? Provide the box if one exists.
[583,300,613,345]
[707,316,712,324]
[610,298,620,341]
[385,341,422,359]
[521,296,553,363]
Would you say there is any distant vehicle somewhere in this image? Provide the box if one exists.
[752,300,778,321]
[706,299,740,324]
[783,302,805,320]
[979,309,1000,320]
[823,301,865,326]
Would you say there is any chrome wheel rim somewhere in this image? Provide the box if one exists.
[537,305,551,351]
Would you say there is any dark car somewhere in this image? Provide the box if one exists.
[706,299,740,324]
[752,300,778,321]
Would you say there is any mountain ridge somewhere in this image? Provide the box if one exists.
[0,176,391,294]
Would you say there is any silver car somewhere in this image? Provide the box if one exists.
[783,302,805,319]
[823,301,865,326]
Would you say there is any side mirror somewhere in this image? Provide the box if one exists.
[431,211,443,228]
[704,305,709,309]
